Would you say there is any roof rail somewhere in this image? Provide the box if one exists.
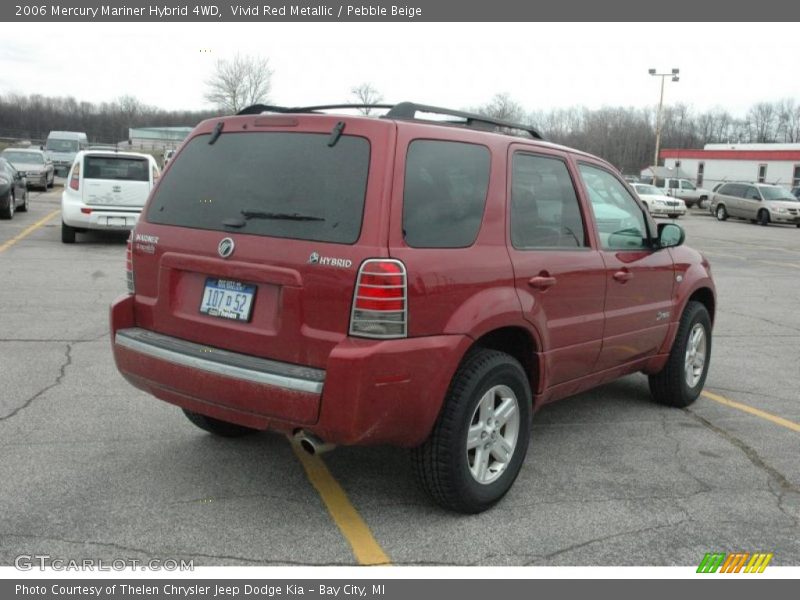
[386,102,543,140]
[236,102,544,140]
[236,103,394,116]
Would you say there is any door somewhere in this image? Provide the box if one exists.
[507,149,606,386]
[742,185,763,219]
[720,183,743,217]
[577,163,675,370]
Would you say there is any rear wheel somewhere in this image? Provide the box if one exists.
[715,205,728,221]
[61,221,76,244]
[182,409,258,437]
[649,301,712,408]
[1,190,15,219]
[413,349,532,514]
[758,210,770,226]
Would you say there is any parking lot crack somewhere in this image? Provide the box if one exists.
[539,519,691,562]
[685,409,799,527]
[0,343,72,422]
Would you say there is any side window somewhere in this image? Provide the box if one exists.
[682,180,696,190]
[578,164,649,251]
[403,140,490,248]
[745,186,761,200]
[669,180,680,189]
[510,154,586,249]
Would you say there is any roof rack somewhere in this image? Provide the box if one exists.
[236,102,544,140]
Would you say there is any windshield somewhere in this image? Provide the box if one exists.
[759,186,798,201]
[46,139,79,153]
[84,156,149,181]
[2,151,43,164]
[147,132,370,244]
[634,184,662,196]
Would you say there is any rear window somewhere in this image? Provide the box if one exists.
[147,132,370,244]
[402,140,490,248]
[84,156,149,181]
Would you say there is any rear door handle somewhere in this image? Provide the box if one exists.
[613,269,633,283]
[528,276,557,290]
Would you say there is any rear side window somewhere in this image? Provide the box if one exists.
[147,132,370,244]
[84,156,149,181]
[511,154,586,249]
[402,140,490,248]
[720,183,744,197]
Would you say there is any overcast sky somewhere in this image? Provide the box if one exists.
[2,22,799,116]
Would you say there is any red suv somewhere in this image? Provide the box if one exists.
[110,102,715,513]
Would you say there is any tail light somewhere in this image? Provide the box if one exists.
[349,259,407,339]
[125,233,135,294]
[69,161,80,191]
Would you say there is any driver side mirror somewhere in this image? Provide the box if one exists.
[658,222,685,248]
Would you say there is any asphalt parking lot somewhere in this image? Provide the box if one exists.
[0,188,798,567]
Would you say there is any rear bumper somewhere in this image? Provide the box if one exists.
[110,294,471,447]
[62,193,141,230]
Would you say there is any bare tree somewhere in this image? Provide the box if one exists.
[476,93,526,123]
[205,54,273,114]
[350,83,384,115]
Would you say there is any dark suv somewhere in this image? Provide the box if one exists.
[110,102,716,513]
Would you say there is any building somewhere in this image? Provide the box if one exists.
[656,143,800,190]
[122,126,194,152]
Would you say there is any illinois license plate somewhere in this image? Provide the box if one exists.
[199,278,256,322]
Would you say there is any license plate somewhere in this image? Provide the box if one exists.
[106,216,128,227]
[199,278,256,322]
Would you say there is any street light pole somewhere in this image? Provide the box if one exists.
[649,68,680,168]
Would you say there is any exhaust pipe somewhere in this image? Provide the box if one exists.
[293,430,336,455]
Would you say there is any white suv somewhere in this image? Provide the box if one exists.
[61,150,160,243]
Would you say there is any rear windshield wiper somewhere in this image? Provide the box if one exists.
[240,210,325,222]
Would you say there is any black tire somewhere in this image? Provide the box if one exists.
[1,190,14,219]
[182,408,258,437]
[715,205,728,221]
[412,348,532,514]
[61,221,76,244]
[758,210,770,226]
[18,188,29,212]
[649,301,712,408]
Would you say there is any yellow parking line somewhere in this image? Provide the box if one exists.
[292,444,391,565]
[701,390,800,433]
[0,208,60,254]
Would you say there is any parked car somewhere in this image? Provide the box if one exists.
[1,148,55,190]
[162,149,176,169]
[45,131,88,176]
[710,182,800,227]
[61,150,161,243]
[0,157,29,219]
[655,178,711,209]
[110,102,716,513]
[631,183,686,218]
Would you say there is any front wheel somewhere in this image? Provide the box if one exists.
[182,409,258,437]
[715,205,728,221]
[18,188,29,212]
[758,210,770,226]
[412,349,532,514]
[649,301,712,408]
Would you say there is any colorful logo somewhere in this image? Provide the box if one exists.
[697,552,773,573]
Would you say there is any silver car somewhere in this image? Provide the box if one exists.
[1,148,55,190]
[710,182,800,227]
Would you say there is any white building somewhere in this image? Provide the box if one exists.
[658,143,800,190]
